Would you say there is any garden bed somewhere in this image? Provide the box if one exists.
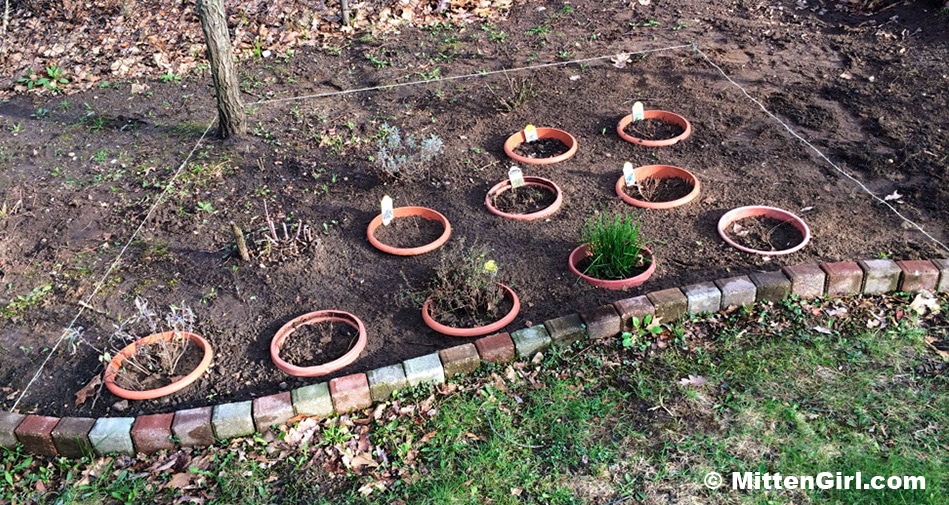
[0,0,946,418]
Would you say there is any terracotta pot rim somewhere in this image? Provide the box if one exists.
[421,283,520,337]
[104,331,213,401]
[367,206,451,256]
[615,165,701,209]
[503,127,578,165]
[485,176,564,221]
[717,205,811,256]
[270,310,368,377]
[617,110,692,147]
[568,244,657,290]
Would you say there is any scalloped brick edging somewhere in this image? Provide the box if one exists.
[1,258,946,457]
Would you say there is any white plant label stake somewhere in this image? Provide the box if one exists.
[381,195,394,226]
[623,162,637,187]
[632,101,645,121]
[524,124,539,142]
[508,166,525,189]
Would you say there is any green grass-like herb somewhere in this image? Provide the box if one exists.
[579,211,649,280]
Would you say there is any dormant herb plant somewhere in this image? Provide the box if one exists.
[374,123,444,181]
[108,297,198,391]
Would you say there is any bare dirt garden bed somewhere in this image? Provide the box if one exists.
[0,0,946,418]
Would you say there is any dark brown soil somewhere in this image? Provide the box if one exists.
[490,185,557,215]
[622,118,685,141]
[512,138,570,159]
[1,0,947,418]
[372,215,446,249]
[623,177,693,203]
[723,216,806,252]
[279,321,360,368]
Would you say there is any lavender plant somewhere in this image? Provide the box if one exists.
[374,123,444,181]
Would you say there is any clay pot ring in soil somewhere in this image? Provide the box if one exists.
[717,205,811,256]
[103,331,213,401]
[421,283,521,338]
[617,110,692,147]
[615,164,700,210]
[366,206,451,256]
[270,310,367,377]
[503,127,578,165]
[568,244,657,291]
[485,176,564,221]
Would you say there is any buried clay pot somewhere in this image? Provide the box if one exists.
[270,310,368,377]
[717,205,811,256]
[615,164,700,210]
[485,176,563,221]
[104,331,213,401]
[503,127,578,165]
[568,244,657,290]
[617,110,692,147]
[421,283,521,337]
[367,206,451,256]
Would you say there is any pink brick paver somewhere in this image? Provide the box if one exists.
[253,393,294,433]
[15,415,60,457]
[896,260,940,292]
[580,304,622,339]
[475,332,515,364]
[821,261,863,296]
[329,373,372,413]
[172,407,215,447]
[131,413,175,454]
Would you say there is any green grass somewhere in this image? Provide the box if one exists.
[2,293,947,503]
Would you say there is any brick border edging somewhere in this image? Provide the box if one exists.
[2,258,946,457]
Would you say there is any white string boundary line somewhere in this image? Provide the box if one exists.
[690,43,949,254]
[250,44,695,106]
[11,119,218,411]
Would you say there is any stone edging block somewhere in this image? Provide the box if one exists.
[367,364,408,402]
[580,304,621,340]
[543,314,585,346]
[403,353,445,387]
[510,325,551,359]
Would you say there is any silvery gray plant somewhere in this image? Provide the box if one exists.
[375,123,444,181]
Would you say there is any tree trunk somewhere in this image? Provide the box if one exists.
[197,0,245,138]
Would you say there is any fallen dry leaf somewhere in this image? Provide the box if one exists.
[925,336,949,360]
[164,472,194,490]
[909,291,940,316]
[678,375,707,387]
[74,374,102,407]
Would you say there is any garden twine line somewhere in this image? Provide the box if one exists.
[10,119,217,411]
[690,43,949,254]
[249,44,695,106]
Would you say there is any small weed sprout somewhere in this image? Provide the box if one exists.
[374,123,444,182]
[621,314,662,351]
[580,212,650,280]
[108,297,198,391]
[415,242,505,327]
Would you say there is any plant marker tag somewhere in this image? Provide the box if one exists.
[632,101,645,121]
[508,166,525,189]
[524,124,539,142]
[381,195,394,226]
[623,162,636,187]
